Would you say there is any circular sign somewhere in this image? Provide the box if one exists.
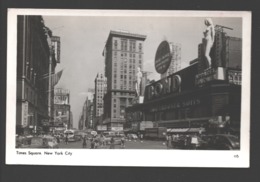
[155,41,172,74]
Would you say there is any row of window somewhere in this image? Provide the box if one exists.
[114,52,142,59]
[114,40,142,52]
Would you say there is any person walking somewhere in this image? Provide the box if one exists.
[168,135,172,149]
[110,137,115,149]
[120,137,125,149]
[82,136,87,148]
[65,134,68,145]
[90,138,95,149]
[165,135,169,149]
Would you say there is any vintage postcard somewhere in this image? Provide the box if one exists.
[6,9,251,167]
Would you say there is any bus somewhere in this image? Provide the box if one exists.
[144,127,167,140]
[64,129,75,142]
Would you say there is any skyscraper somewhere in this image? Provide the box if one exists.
[93,73,107,126]
[103,30,146,131]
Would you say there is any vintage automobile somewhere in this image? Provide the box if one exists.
[127,134,138,140]
[200,134,240,150]
[17,136,59,149]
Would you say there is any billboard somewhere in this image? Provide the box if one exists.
[54,95,69,104]
[51,36,61,63]
[155,41,172,74]
[21,101,28,127]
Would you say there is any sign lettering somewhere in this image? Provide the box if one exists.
[147,74,181,100]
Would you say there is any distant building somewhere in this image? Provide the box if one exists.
[78,114,83,130]
[93,73,107,127]
[54,88,71,129]
[69,111,73,129]
[103,30,147,131]
[160,42,181,79]
[86,100,94,129]
[81,90,94,129]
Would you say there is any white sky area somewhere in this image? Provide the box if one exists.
[43,15,242,128]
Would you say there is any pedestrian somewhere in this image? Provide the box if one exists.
[102,135,106,147]
[171,135,176,149]
[120,137,125,149]
[168,135,172,149]
[90,138,95,149]
[140,134,143,141]
[82,136,87,148]
[110,137,115,149]
[56,135,60,143]
[65,134,68,145]
[165,135,169,148]
[94,138,99,149]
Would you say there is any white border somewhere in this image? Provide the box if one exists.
[6,9,251,167]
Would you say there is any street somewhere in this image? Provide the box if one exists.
[58,139,168,149]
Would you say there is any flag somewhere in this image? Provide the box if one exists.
[52,70,63,87]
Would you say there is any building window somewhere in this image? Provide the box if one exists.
[114,40,118,49]
[139,43,142,52]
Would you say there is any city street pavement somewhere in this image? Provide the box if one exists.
[58,139,168,149]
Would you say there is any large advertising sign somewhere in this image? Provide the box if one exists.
[155,41,172,74]
[54,95,69,104]
[51,36,61,63]
[21,101,28,127]
[146,74,181,101]
[195,67,226,86]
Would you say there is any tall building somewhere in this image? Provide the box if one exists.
[78,114,83,130]
[198,25,242,73]
[103,30,147,131]
[160,42,181,79]
[69,111,73,129]
[93,73,107,126]
[16,16,59,135]
[86,101,94,129]
[81,89,94,129]
[54,88,71,129]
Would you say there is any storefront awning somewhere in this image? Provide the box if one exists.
[167,128,189,133]
[167,128,205,133]
[187,128,205,133]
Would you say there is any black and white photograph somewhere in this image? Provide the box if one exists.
[6,9,251,167]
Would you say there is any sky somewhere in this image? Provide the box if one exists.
[43,14,242,128]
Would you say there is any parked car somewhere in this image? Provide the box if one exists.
[74,134,82,141]
[199,134,240,150]
[113,136,123,145]
[18,136,59,149]
[127,134,138,140]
